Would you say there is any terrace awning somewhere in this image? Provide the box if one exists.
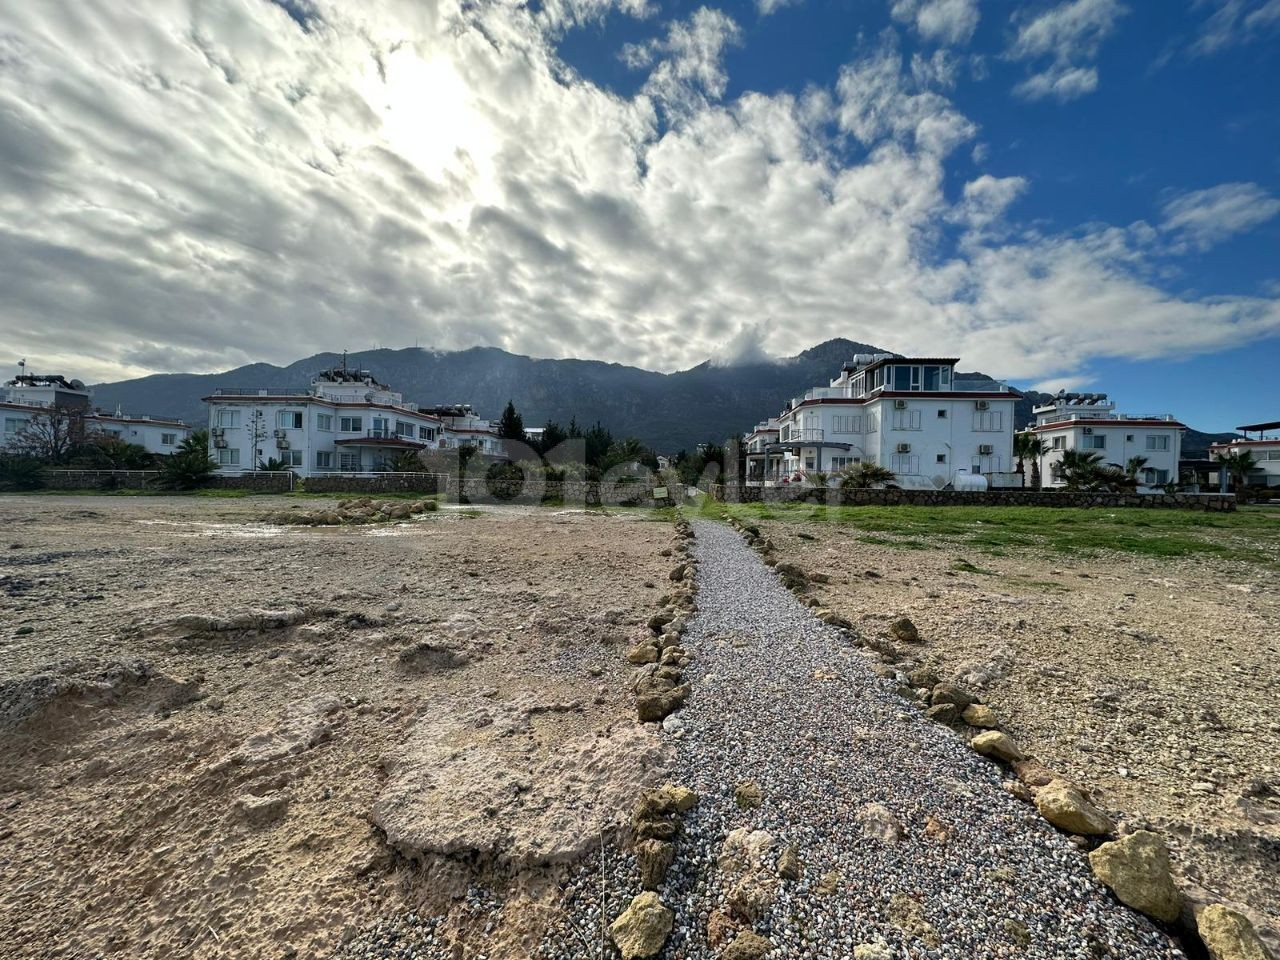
[1237,421,1280,432]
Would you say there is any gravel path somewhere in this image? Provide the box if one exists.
[544,519,1185,959]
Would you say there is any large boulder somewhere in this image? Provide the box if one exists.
[610,892,674,960]
[1035,780,1115,836]
[1088,831,1181,923]
[970,731,1025,763]
[889,617,920,643]
[961,704,999,729]
[1196,904,1274,960]
[931,682,975,710]
[722,931,772,960]
[856,802,905,843]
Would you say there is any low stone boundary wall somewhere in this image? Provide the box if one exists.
[447,477,683,506]
[304,473,443,494]
[713,484,1236,511]
[39,469,295,492]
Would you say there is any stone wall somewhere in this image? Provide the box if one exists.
[712,484,1236,512]
[448,477,682,506]
[303,473,443,494]
[39,469,295,492]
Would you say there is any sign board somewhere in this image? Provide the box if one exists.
[652,486,668,500]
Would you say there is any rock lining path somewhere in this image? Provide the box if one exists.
[545,519,1185,959]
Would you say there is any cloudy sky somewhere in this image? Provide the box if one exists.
[0,0,1277,427]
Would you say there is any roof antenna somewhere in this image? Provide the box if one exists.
[342,349,348,376]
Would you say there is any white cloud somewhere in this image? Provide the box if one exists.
[0,0,1276,392]
[622,8,743,117]
[1006,0,1127,101]
[1190,0,1280,55]
[890,0,981,45]
[756,0,801,18]
[1160,182,1280,251]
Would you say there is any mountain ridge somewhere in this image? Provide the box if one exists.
[88,340,1235,456]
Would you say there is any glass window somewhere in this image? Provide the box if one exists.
[372,417,388,436]
[317,414,333,431]
[940,366,951,386]
[215,409,241,428]
[1084,434,1106,449]
[923,366,941,391]
[161,433,176,445]
[396,420,414,436]
[339,452,362,470]
[216,448,240,466]
[937,409,947,419]
[3,417,22,433]
[936,453,947,463]
[1145,435,1169,451]
[277,411,302,430]
[339,416,362,432]
[893,366,912,391]
[418,426,435,440]
[316,451,332,469]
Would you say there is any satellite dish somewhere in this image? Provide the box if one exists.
[69,379,86,390]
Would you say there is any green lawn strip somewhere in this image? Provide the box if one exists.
[713,501,1280,567]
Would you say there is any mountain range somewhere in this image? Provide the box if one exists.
[90,339,1235,457]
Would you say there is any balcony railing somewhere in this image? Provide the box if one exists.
[778,429,825,443]
[350,429,431,444]
[1037,412,1177,425]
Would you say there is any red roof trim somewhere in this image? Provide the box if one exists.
[1030,419,1186,432]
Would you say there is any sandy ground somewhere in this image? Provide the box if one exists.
[0,495,675,960]
[749,512,1280,945]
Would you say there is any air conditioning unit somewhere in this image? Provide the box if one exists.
[276,438,290,450]
[893,399,908,409]
[273,429,286,438]
[1082,427,1094,435]
[896,443,912,453]
[211,427,225,438]
[975,400,990,411]
[979,444,994,455]
[214,438,228,449]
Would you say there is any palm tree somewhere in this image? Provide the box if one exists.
[838,463,897,489]
[1057,449,1105,490]
[1125,455,1149,479]
[1214,450,1258,498]
[1014,433,1047,489]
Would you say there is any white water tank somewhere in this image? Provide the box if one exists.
[953,471,988,492]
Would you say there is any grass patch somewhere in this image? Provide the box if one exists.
[713,502,1280,567]
[951,558,994,575]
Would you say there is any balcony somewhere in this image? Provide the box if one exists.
[1036,412,1177,425]
[335,429,430,447]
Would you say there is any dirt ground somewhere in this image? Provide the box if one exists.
[0,495,676,960]
[749,510,1280,946]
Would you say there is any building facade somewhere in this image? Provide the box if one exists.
[1027,393,1184,489]
[2,374,191,455]
[1208,421,1280,489]
[744,355,1017,488]
[204,368,502,476]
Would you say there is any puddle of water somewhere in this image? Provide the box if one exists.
[135,519,285,538]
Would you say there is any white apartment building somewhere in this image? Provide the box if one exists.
[1027,393,1185,489]
[1,374,191,455]
[1209,420,1280,489]
[745,355,1018,488]
[204,368,501,476]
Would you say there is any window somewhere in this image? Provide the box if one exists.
[891,409,922,430]
[216,448,240,466]
[339,452,362,470]
[832,415,861,434]
[1145,435,1170,451]
[936,453,947,464]
[829,456,860,470]
[339,416,362,432]
[866,413,879,434]
[277,411,303,430]
[316,451,333,469]
[973,410,1004,432]
[1126,434,1135,442]
[893,366,912,391]
[4,417,24,433]
[317,414,333,431]
[371,417,389,437]
[160,433,176,446]
[215,409,241,428]
[1084,434,1107,449]
[890,453,920,475]
[937,409,947,419]
[418,425,435,441]
[284,449,303,467]
[396,420,414,437]
[923,366,941,391]
[1052,436,1064,450]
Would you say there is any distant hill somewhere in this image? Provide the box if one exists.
[89,340,1235,455]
